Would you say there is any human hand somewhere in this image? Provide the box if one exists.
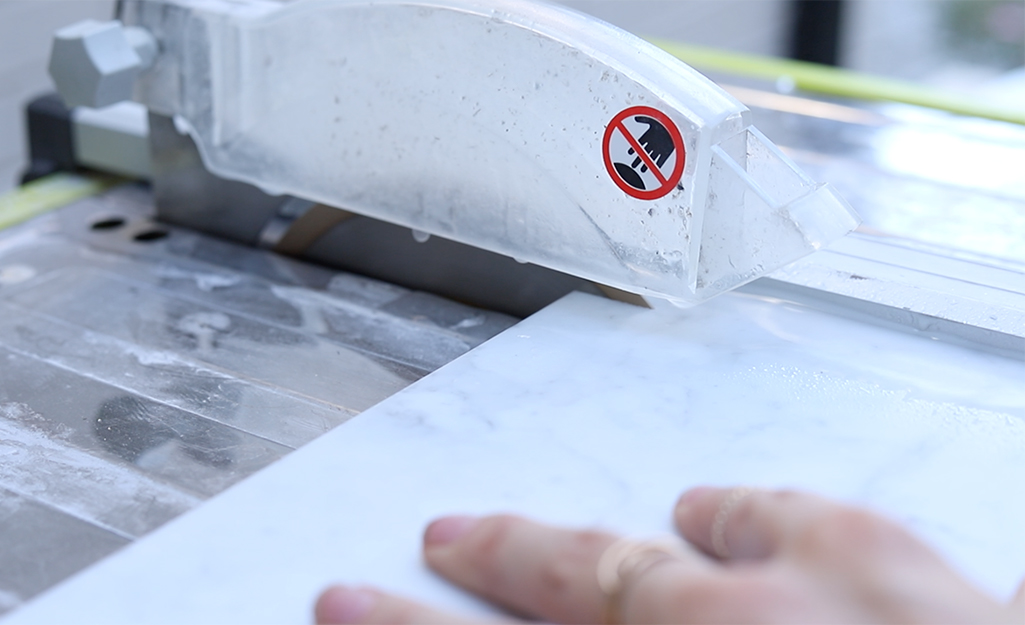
[315,487,1025,624]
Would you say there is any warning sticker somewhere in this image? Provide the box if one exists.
[602,106,685,200]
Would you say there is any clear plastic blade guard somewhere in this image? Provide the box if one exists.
[123,0,860,305]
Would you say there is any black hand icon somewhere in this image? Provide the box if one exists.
[627,116,675,174]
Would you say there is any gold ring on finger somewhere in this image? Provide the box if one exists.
[710,486,754,560]
[596,536,692,625]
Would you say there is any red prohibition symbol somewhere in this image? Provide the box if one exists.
[602,106,685,200]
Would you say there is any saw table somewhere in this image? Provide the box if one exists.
[1,0,1023,621]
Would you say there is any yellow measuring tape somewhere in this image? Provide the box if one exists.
[0,173,121,231]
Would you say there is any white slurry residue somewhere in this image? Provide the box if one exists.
[153,265,241,292]
[0,402,202,538]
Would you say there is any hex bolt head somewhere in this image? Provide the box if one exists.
[48,20,157,109]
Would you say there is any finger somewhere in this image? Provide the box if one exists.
[673,487,801,560]
[593,538,794,624]
[674,487,933,565]
[423,515,714,624]
[422,515,613,623]
[618,564,806,624]
[315,585,483,625]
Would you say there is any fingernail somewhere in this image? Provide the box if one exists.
[316,586,377,624]
[677,487,714,514]
[424,515,478,547]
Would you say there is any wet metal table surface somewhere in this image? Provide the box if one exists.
[0,184,516,615]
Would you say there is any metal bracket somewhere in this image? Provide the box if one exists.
[743,232,1025,359]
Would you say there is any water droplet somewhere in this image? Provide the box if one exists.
[411,229,431,243]
[775,75,796,94]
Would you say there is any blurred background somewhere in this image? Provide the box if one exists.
[1,0,1023,195]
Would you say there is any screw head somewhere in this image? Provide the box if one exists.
[49,20,143,109]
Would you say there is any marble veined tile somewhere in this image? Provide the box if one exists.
[7,291,1024,624]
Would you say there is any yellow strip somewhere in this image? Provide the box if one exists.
[0,173,119,231]
[651,39,1025,126]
